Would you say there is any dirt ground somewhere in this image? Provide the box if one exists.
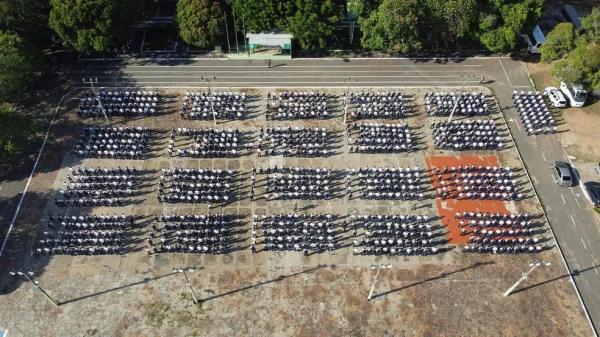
[0,87,593,337]
[526,62,600,162]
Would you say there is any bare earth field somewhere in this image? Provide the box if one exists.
[0,87,592,337]
[526,62,600,162]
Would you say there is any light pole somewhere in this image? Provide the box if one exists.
[201,76,217,126]
[173,267,199,304]
[82,78,110,125]
[367,264,391,301]
[9,270,59,308]
[343,75,354,124]
[503,261,551,297]
[447,74,476,123]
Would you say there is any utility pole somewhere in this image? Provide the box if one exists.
[9,270,59,308]
[367,264,391,301]
[224,16,231,53]
[242,15,248,55]
[82,78,110,125]
[503,261,551,297]
[343,75,352,124]
[173,267,199,304]
[446,75,473,123]
[232,9,239,53]
[201,76,217,125]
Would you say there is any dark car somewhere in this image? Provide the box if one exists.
[583,182,600,207]
[552,161,574,187]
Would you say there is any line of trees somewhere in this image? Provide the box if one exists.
[541,7,600,90]
[173,0,544,53]
[15,0,544,54]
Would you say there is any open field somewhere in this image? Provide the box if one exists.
[526,61,600,161]
[0,86,592,337]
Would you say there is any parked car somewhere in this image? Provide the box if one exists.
[583,182,600,207]
[552,161,574,187]
[544,87,567,107]
[560,81,587,107]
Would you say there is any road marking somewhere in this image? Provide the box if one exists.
[80,69,483,74]
[541,152,547,162]
[508,118,522,131]
[570,215,577,226]
[497,57,513,87]
[89,75,473,79]
[575,198,581,208]
[561,193,566,205]
[87,81,485,85]
[580,238,588,250]
[551,175,557,184]
[80,64,486,68]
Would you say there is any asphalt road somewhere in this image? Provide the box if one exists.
[1,56,598,334]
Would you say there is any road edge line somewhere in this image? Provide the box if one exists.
[494,94,598,337]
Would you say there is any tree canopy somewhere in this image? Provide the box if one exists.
[0,103,34,159]
[0,30,41,101]
[423,0,477,47]
[230,0,293,33]
[548,8,600,91]
[0,0,51,47]
[540,23,575,63]
[476,0,544,52]
[49,0,154,53]
[359,0,423,53]
[176,0,224,48]
[286,0,346,50]
[580,7,600,44]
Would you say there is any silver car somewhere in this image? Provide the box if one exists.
[553,161,573,187]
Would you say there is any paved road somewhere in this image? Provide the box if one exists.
[2,56,597,334]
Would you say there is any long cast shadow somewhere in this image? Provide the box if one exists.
[199,264,331,303]
[58,268,201,305]
[371,261,494,300]
[510,264,600,295]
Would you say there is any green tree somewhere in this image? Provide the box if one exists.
[348,0,380,19]
[49,0,154,53]
[540,23,576,63]
[0,0,51,47]
[176,0,224,48]
[230,0,293,33]
[580,6,600,44]
[0,104,34,159]
[359,0,423,53]
[0,30,41,101]
[286,0,346,50]
[476,0,544,52]
[424,0,477,47]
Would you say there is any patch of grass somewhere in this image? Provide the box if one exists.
[594,208,600,215]
[146,302,171,328]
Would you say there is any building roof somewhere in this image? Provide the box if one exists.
[246,32,293,47]
[532,25,546,44]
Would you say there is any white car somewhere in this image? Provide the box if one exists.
[560,81,587,107]
[544,87,567,107]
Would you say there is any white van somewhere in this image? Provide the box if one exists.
[560,81,587,107]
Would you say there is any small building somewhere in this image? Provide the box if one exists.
[560,5,581,29]
[522,25,547,54]
[243,32,293,59]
